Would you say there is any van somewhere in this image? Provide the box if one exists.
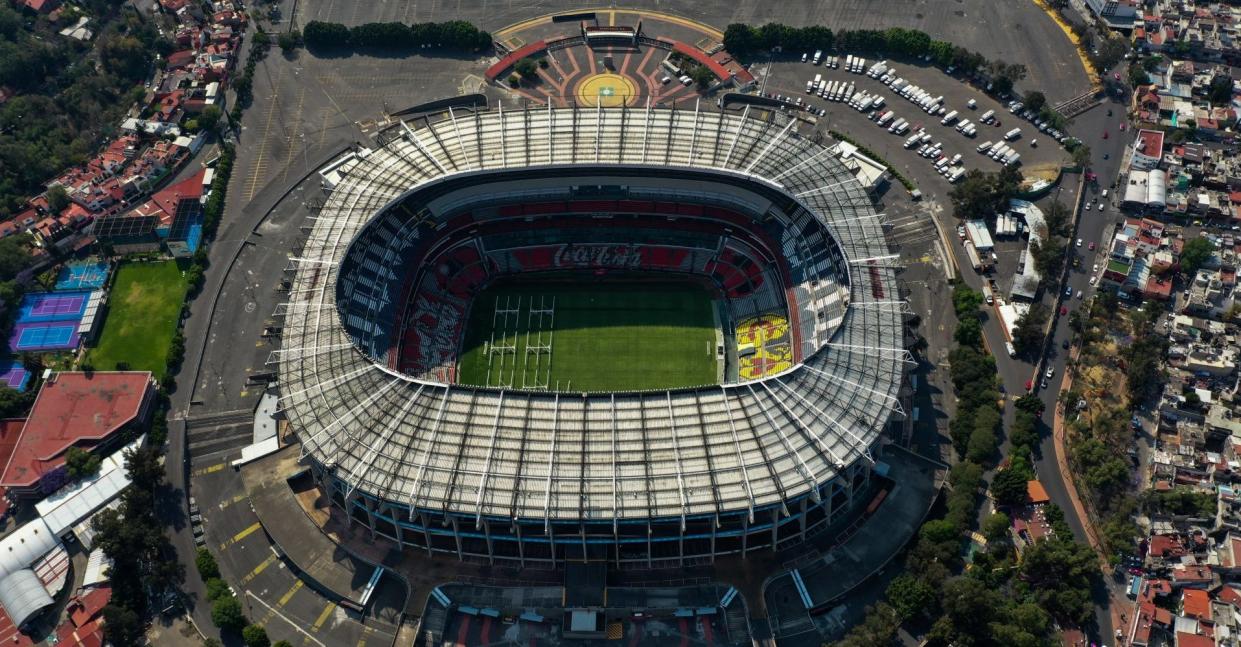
[977,140,993,153]
[941,110,958,125]
[871,96,885,109]
[845,54,853,70]
[980,109,995,123]
[1005,341,1016,358]
[1004,127,1021,141]
[806,79,815,93]
[967,98,977,109]
[813,50,823,65]
[680,75,692,86]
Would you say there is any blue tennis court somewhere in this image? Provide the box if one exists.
[54,262,110,291]
[16,291,91,323]
[10,323,79,351]
[0,361,30,392]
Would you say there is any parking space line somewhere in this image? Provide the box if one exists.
[278,580,304,606]
[244,591,327,647]
[219,493,248,510]
[312,602,336,632]
[240,553,278,585]
[192,463,226,476]
[356,626,374,647]
[219,521,262,551]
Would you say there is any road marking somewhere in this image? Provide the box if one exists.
[312,602,336,632]
[219,522,262,551]
[244,591,327,647]
[241,553,278,585]
[245,68,285,200]
[356,626,375,647]
[278,580,304,606]
[282,85,307,182]
[192,463,226,476]
[219,493,248,510]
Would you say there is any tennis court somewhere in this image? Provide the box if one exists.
[0,361,31,392]
[10,323,79,351]
[17,292,90,323]
[54,262,110,291]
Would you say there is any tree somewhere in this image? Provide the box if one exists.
[1023,90,1046,113]
[211,595,247,633]
[886,574,936,620]
[991,468,1031,506]
[1018,538,1098,624]
[1070,143,1092,168]
[834,602,901,647]
[303,21,351,49]
[966,406,1000,463]
[196,547,220,579]
[951,284,984,318]
[277,30,302,52]
[242,625,271,647]
[1128,64,1150,88]
[1208,74,1234,105]
[514,57,538,78]
[46,184,69,214]
[65,446,102,479]
[273,642,294,647]
[982,511,1011,542]
[1180,237,1216,276]
[954,314,982,347]
[206,577,231,602]
[1011,303,1050,356]
[102,604,143,646]
[0,235,31,282]
[198,105,222,132]
[689,64,715,89]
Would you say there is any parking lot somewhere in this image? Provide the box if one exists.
[760,57,1072,205]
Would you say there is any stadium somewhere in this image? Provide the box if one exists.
[276,104,909,567]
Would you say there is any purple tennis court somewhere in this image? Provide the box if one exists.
[0,362,31,392]
[9,323,80,352]
[16,292,91,323]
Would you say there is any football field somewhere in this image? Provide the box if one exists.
[457,280,719,392]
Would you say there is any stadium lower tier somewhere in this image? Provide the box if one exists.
[309,456,875,567]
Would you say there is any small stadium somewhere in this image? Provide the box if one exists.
[277,104,908,566]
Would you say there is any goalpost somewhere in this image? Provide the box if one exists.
[522,295,555,389]
[486,295,520,387]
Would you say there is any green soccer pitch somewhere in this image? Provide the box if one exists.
[456,279,719,392]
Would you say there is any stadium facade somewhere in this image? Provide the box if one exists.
[276,104,909,567]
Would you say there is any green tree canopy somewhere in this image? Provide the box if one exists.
[991,468,1031,506]
[1180,237,1216,276]
[211,596,247,633]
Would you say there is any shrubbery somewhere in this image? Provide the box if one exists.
[303,20,491,52]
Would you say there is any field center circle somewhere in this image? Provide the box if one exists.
[576,73,639,107]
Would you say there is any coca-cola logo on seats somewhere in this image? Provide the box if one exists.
[552,243,643,268]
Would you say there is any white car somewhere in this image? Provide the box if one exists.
[1076,238,1082,247]
[1084,203,1091,211]
[1089,276,1097,285]
[1045,366,1055,379]
[1092,264,1099,273]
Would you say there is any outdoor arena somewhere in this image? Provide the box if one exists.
[275,104,909,567]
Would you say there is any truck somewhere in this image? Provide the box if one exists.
[963,124,977,137]
[878,111,896,127]
[1004,127,1022,141]
[871,96,885,109]
[854,57,866,73]
[892,120,910,135]
[940,110,959,125]
[806,79,815,93]
[955,119,970,132]
[813,50,823,65]
[903,133,920,147]
[982,282,995,305]
[845,54,854,71]
[1004,152,1021,166]
[977,140,993,153]
[979,109,995,123]
[966,98,978,109]
[948,167,966,183]
[950,153,963,165]
[963,240,984,272]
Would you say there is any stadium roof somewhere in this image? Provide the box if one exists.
[0,372,152,489]
[280,105,906,524]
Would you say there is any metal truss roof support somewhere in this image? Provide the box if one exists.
[610,394,619,533]
[745,384,816,505]
[266,343,354,366]
[800,364,905,418]
[498,103,507,169]
[771,145,835,182]
[474,391,506,528]
[770,378,877,467]
[847,254,900,266]
[687,99,702,163]
[343,385,424,500]
[299,379,401,460]
[757,380,842,477]
[744,117,796,175]
[276,365,376,414]
[641,97,652,164]
[719,387,755,521]
[851,300,914,314]
[721,105,751,168]
[825,342,916,365]
[543,393,560,533]
[594,102,602,163]
[546,101,554,164]
[399,121,446,175]
[446,108,472,170]
[407,386,451,520]
[665,392,689,531]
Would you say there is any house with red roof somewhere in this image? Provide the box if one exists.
[1182,588,1211,620]
[0,372,154,498]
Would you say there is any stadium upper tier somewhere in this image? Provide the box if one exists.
[278,105,907,555]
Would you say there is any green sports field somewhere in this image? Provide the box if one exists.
[85,260,187,377]
[457,280,719,392]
